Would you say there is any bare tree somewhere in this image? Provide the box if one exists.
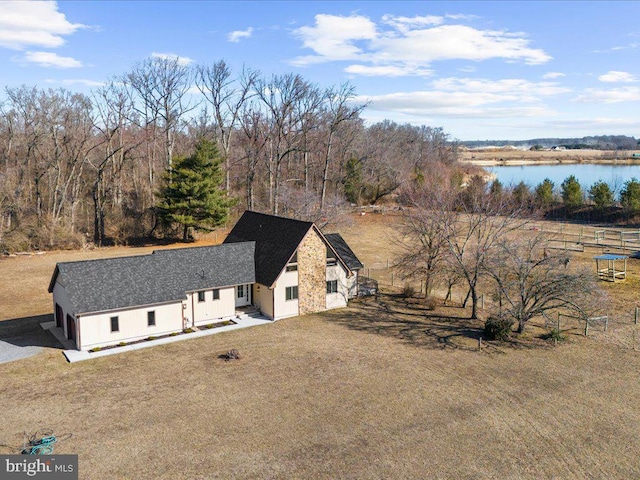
[487,233,602,333]
[445,192,529,320]
[124,56,194,170]
[254,73,322,214]
[319,82,366,210]
[394,186,452,298]
[195,61,257,195]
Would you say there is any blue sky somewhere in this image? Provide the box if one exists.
[1,1,639,141]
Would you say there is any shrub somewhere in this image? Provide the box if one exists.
[147,336,156,341]
[402,284,416,298]
[118,341,127,347]
[423,296,437,311]
[89,347,102,353]
[170,332,179,336]
[543,328,566,343]
[183,327,195,333]
[484,315,514,341]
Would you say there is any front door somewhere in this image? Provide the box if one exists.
[235,284,250,307]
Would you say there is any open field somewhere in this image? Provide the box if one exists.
[2,213,640,478]
[459,148,640,166]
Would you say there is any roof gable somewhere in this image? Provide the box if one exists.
[51,242,255,316]
[325,233,363,271]
[224,211,314,286]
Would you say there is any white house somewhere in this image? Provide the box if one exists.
[49,211,363,351]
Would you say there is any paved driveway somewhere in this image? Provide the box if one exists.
[0,314,62,364]
[0,338,43,364]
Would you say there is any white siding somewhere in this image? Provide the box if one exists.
[326,264,349,310]
[347,271,359,299]
[52,281,75,341]
[253,283,274,319]
[188,286,236,326]
[79,302,184,351]
[273,269,299,320]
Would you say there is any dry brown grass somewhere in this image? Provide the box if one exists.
[2,213,640,478]
[459,148,640,166]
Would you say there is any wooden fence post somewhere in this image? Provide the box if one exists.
[480,294,484,309]
[584,318,589,336]
[635,307,638,325]
[556,312,560,331]
[391,272,394,286]
[604,316,609,332]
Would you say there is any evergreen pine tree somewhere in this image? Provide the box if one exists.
[157,139,234,241]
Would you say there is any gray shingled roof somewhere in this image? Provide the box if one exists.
[49,242,255,316]
[325,233,363,271]
[224,211,314,287]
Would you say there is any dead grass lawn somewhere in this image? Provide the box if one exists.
[2,213,640,478]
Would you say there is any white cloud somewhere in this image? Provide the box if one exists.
[598,70,637,83]
[361,90,553,119]
[355,76,569,120]
[573,87,640,103]
[543,72,565,79]
[0,0,85,50]
[292,14,377,64]
[381,14,444,32]
[227,27,254,43]
[432,77,570,97]
[45,78,105,87]
[151,52,194,66]
[291,13,551,74]
[345,64,433,77]
[20,51,82,68]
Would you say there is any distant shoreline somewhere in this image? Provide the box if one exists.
[461,158,640,167]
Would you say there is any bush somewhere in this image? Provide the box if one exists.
[402,284,416,298]
[118,341,127,347]
[484,315,514,341]
[423,296,437,311]
[183,327,195,333]
[543,328,566,343]
[89,347,102,353]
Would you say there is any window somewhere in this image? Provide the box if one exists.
[110,316,119,332]
[237,285,244,298]
[212,289,220,300]
[198,291,205,302]
[285,286,298,301]
[147,311,156,327]
[286,264,298,272]
[326,280,338,294]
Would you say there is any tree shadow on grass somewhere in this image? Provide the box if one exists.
[323,293,488,352]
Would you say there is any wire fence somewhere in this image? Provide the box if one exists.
[360,258,640,350]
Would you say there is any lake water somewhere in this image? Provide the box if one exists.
[487,163,640,191]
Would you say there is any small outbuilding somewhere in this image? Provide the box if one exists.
[594,254,628,282]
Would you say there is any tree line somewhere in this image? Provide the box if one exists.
[0,57,457,251]
[485,175,640,220]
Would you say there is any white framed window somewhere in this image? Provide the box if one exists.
[198,291,205,302]
[237,285,245,298]
[147,311,156,327]
[286,264,298,272]
[110,316,119,332]
[285,286,298,301]
[326,280,338,294]
[212,289,220,300]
